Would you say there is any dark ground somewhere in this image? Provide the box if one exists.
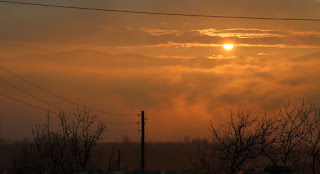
[0,142,194,172]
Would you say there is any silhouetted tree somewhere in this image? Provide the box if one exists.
[13,108,106,173]
[13,124,54,174]
[210,110,278,174]
[59,109,106,171]
[263,101,314,169]
[189,100,320,173]
[302,104,320,174]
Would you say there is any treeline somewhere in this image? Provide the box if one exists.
[190,100,320,174]
[10,100,320,174]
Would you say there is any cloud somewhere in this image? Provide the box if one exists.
[120,42,320,49]
[207,55,237,59]
[257,52,275,56]
[193,28,285,38]
[288,30,320,36]
[154,55,198,59]
[2,22,320,61]
[2,0,320,142]
[3,49,320,141]
[139,27,182,36]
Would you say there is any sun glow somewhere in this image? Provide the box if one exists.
[223,44,234,50]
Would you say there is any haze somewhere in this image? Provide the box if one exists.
[1,0,320,142]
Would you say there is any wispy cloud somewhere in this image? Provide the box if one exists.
[207,55,237,59]
[193,28,284,38]
[257,52,275,56]
[139,27,182,36]
[288,30,320,36]
[120,42,320,49]
[154,55,198,59]
[194,28,320,39]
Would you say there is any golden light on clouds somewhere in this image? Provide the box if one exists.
[194,28,284,38]
[223,44,234,50]
[2,0,320,143]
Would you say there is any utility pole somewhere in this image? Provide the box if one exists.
[118,148,121,170]
[0,120,1,142]
[141,110,145,172]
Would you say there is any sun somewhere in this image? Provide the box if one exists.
[223,44,234,50]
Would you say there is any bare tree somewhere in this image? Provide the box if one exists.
[263,101,314,169]
[13,124,57,173]
[13,108,106,173]
[302,105,320,174]
[210,110,278,174]
[189,100,320,173]
[59,109,106,171]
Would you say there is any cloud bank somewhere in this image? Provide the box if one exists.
[2,50,320,141]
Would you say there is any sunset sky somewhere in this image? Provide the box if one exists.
[1,0,320,142]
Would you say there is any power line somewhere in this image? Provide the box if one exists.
[105,121,138,126]
[0,91,57,115]
[1,79,72,113]
[1,0,320,22]
[0,91,137,126]
[0,66,136,117]
[0,66,83,107]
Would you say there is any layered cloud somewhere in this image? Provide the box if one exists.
[1,0,320,142]
[2,49,320,141]
[120,42,320,49]
[2,24,320,60]
[207,55,237,59]
[257,52,275,56]
[193,28,284,38]
[138,27,182,36]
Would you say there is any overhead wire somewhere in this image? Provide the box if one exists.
[0,0,149,129]
[105,121,138,126]
[0,91,58,115]
[0,0,320,22]
[0,66,83,107]
[1,79,73,113]
[0,91,136,127]
[0,90,138,125]
[0,66,136,117]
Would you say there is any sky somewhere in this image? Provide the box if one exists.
[1,0,320,142]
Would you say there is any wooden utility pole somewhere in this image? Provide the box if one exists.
[141,110,145,172]
[118,148,121,170]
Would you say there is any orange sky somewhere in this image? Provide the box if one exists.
[1,0,320,142]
